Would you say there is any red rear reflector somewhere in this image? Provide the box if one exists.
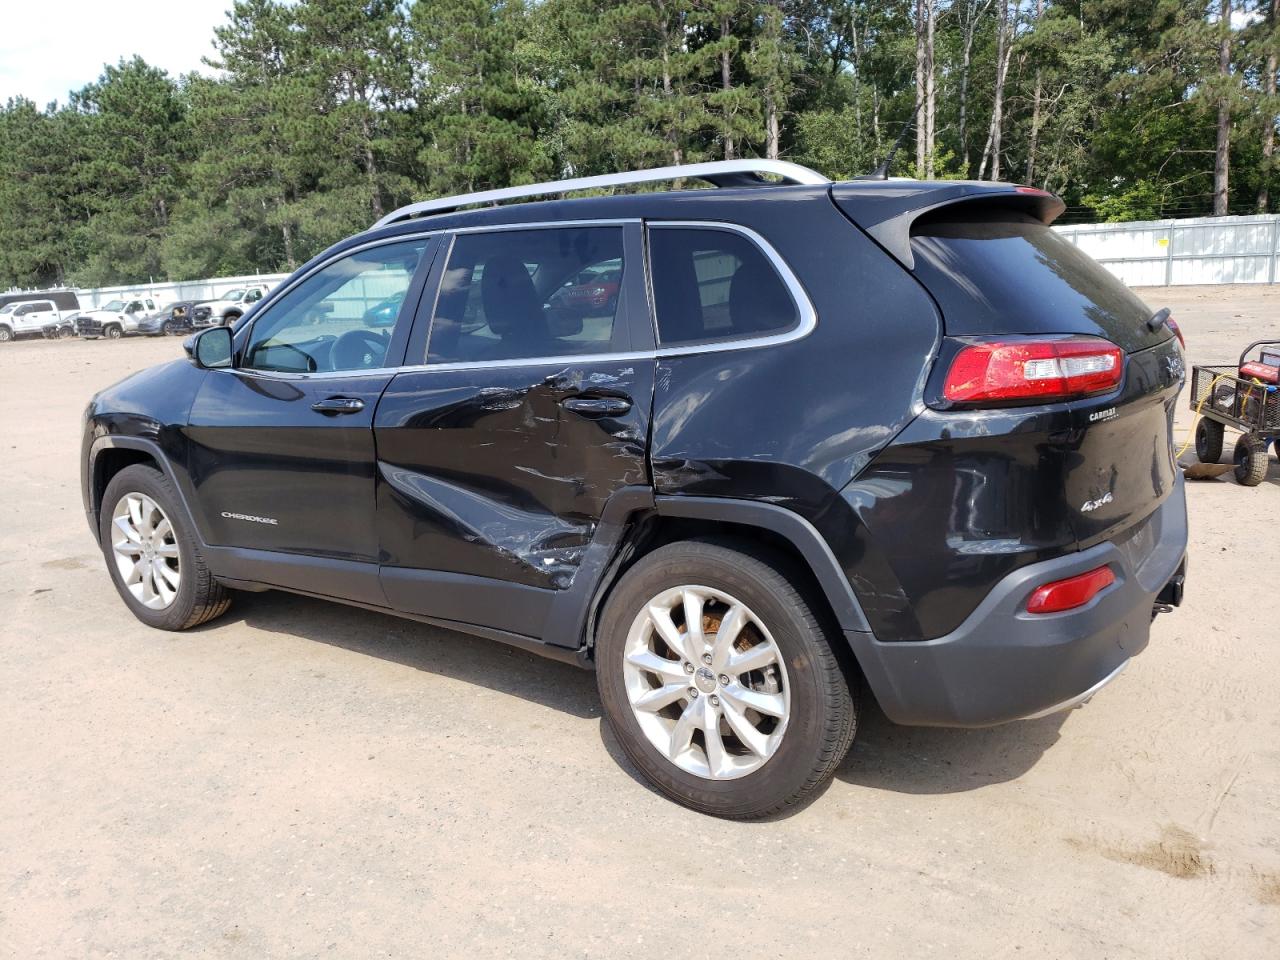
[1027,565,1116,614]
[943,337,1123,405]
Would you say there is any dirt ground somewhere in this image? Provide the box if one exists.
[1,285,1278,959]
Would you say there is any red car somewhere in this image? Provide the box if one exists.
[552,266,621,314]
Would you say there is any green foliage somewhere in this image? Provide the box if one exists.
[0,0,1276,288]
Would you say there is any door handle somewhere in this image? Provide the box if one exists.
[311,396,365,414]
[561,396,632,416]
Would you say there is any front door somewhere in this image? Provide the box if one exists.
[186,236,437,575]
[374,223,655,638]
[15,301,55,335]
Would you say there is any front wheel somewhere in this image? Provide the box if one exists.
[99,464,231,630]
[0,326,12,343]
[595,539,857,819]
[104,324,123,340]
[1234,434,1269,487]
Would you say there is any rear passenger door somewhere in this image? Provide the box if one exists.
[374,223,655,638]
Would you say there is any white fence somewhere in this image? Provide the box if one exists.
[1055,214,1280,286]
[73,272,291,311]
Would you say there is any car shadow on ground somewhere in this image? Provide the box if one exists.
[203,589,601,720]
[212,589,1070,805]
[834,694,1068,796]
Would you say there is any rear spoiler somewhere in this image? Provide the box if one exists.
[830,181,1066,270]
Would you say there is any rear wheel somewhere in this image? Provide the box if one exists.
[1194,418,1224,463]
[99,464,231,630]
[595,539,856,819]
[1233,433,1269,487]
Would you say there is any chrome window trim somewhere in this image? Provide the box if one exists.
[646,220,817,357]
[229,218,815,381]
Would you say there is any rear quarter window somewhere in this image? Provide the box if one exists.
[648,226,800,347]
[910,210,1169,353]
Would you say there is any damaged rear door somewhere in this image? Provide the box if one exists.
[373,222,655,642]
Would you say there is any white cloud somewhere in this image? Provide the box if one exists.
[0,0,232,109]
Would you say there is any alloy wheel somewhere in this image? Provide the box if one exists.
[622,585,790,780]
[110,492,181,610]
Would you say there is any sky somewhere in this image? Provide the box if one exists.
[0,0,231,109]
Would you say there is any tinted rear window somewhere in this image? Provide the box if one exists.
[911,210,1168,353]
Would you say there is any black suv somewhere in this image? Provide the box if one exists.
[81,161,1188,818]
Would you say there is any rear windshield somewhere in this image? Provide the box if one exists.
[910,210,1168,353]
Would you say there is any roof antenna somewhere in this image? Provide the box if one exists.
[868,100,923,180]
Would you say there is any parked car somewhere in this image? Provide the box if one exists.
[76,296,159,339]
[135,302,198,337]
[193,284,271,326]
[548,263,622,315]
[151,301,200,336]
[0,289,80,315]
[0,298,77,342]
[42,314,80,339]
[81,160,1189,818]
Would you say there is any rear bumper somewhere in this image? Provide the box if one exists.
[848,475,1188,727]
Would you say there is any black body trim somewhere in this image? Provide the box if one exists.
[653,495,872,633]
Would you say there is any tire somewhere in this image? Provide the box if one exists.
[99,464,231,630]
[223,312,240,326]
[104,324,123,340]
[1273,438,1280,462]
[595,539,857,819]
[163,320,175,335]
[0,326,12,343]
[1194,418,1224,463]
[1233,433,1269,487]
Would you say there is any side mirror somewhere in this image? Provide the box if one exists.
[186,326,234,369]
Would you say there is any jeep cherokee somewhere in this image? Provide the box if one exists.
[81,160,1188,818]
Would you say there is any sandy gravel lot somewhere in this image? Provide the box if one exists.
[1,286,1278,958]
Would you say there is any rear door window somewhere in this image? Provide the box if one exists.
[910,209,1169,353]
[648,227,800,347]
[426,227,628,363]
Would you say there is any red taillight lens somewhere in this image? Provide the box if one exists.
[1166,316,1185,348]
[1026,565,1116,614]
[942,336,1124,405]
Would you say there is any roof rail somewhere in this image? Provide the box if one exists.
[372,159,830,229]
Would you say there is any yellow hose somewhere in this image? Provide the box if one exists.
[1174,372,1259,459]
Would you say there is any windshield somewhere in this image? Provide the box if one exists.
[0,303,15,315]
[222,288,245,301]
[100,299,125,312]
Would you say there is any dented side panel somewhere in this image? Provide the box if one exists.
[373,359,655,593]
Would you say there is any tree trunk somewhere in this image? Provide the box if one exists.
[959,1,989,177]
[1259,0,1277,212]
[1213,0,1232,217]
[721,13,735,160]
[766,95,780,159]
[915,0,927,176]
[361,113,384,221]
[1026,0,1044,183]
[659,3,682,166]
[925,1,936,176]
[979,0,1012,181]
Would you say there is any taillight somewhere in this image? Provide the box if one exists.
[942,336,1124,406]
[1166,316,1185,348]
[1026,565,1116,614]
